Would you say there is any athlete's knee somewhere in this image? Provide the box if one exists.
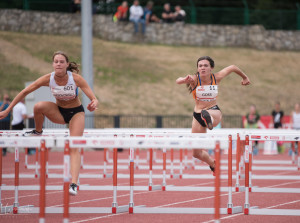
[193,149,203,159]
[33,102,46,113]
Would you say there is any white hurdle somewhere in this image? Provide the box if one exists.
[243,132,300,216]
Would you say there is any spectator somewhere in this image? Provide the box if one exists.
[113,1,128,22]
[271,101,284,129]
[161,3,174,23]
[143,1,161,24]
[11,99,35,155]
[173,5,186,22]
[0,93,11,156]
[244,104,260,153]
[290,102,300,130]
[71,0,81,13]
[129,0,145,35]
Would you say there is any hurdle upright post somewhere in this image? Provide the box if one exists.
[235,133,240,192]
[227,135,233,214]
[13,146,19,214]
[129,147,134,213]
[214,141,221,223]
[63,140,70,223]
[170,148,174,178]
[149,148,153,191]
[25,148,28,169]
[162,148,167,191]
[103,148,107,178]
[244,135,250,215]
[0,147,2,212]
[179,149,183,179]
[112,147,118,213]
[35,147,39,178]
[298,141,300,171]
[39,140,46,223]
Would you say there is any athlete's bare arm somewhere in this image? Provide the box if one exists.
[215,65,250,85]
[73,73,98,112]
[176,74,197,88]
[0,74,50,120]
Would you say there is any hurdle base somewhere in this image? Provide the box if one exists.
[1,205,14,214]
[133,207,229,214]
[249,208,300,216]
[227,206,243,214]
[103,173,113,179]
[235,186,246,192]
[244,206,259,215]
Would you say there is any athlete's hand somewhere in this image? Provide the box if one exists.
[0,110,9,120]
[184,75,195,84]
[87,99,99,112]
[241,77,250,86]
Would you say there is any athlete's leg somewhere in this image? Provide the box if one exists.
[33,101,65,132]
[207,109,222,127]
[192,117,215,168]
[68,112,85,184]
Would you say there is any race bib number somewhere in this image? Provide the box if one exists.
[196,85,218,102]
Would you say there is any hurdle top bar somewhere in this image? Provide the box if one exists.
[0,136,226,149]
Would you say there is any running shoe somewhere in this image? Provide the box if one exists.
[23,129,43,137]
[209,160,216,176]
[69,183,78,196]
[201,110,213,130]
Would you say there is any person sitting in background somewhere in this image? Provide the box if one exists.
[129,0,145,35]
[113,1,128,22]
[0,93,11,156]
[271,101,284,129]
[161,3,174,23]
[173,5,186,22]
[244,104,260,154]
[143,1,161,24]
[270,101,285,153]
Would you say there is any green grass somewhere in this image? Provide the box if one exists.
[1,30,300,116]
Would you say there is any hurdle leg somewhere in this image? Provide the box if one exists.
[249,141,253,192]
[235,134,240,191]
[112,148,118,213]
[35,147,39,178]
[214,141,221,223]
[25,148,28,169]
[136,148,139,170]
[170,148,174,178]
[13,147,19,214]
[227,135,233,214]
[184,149,188,170]
[162,148,167,191]
[292,142,296,165]
[63,140,70,223]
[45,147,49,179]
[0,147,2,213]
[149,148,153,191]
[244,136,250,215]
[129,147,134,213]
[39,140,46,223]
[103,148,107,178]
[80,148,84,169]
[179,149,183,179]
[298,141,300,171]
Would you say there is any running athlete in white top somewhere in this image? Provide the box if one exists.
[0,51,99,195]
[176,56,250,174]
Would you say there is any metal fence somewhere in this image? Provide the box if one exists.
[1,1,299,30]
[38,114,243,129]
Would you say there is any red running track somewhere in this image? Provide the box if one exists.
[1,148,300,223]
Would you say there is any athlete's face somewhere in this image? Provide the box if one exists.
[197,59,213,76]
[53,54,69,74]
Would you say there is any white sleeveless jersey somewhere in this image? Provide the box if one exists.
[49,71,78,101]
[292,112,300,129]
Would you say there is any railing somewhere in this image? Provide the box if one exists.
[1,0,297,30]
[37,115,244,129]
